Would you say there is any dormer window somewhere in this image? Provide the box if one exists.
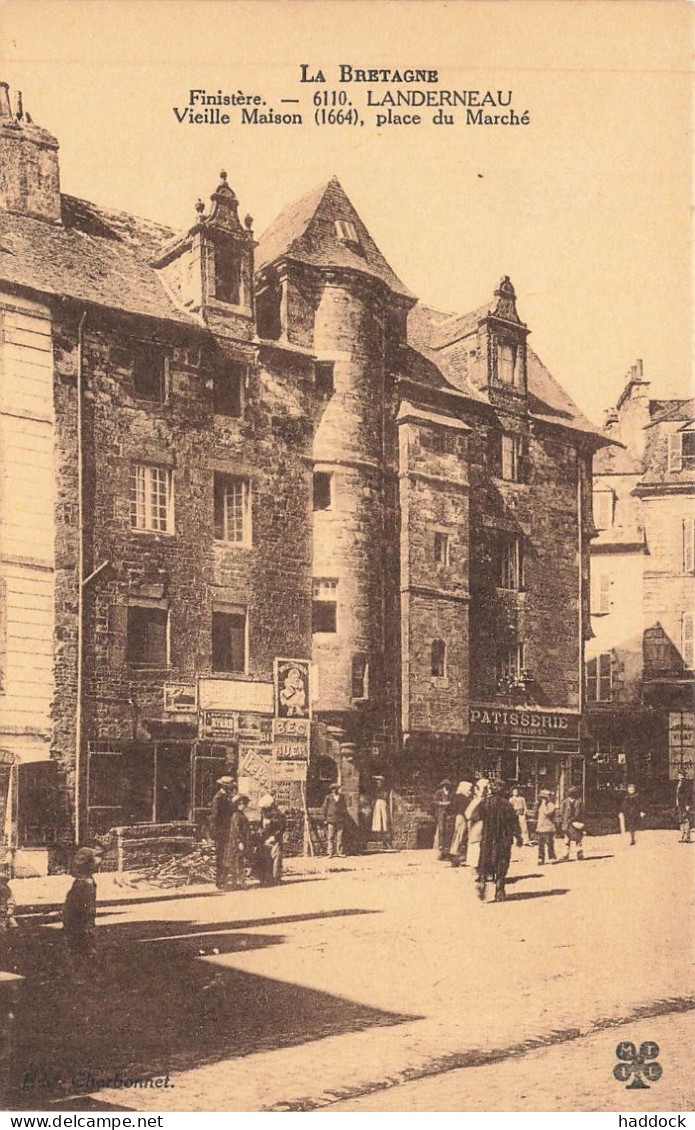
[335,220,358,244]
[498,342,520,387]
[214,246,241,305]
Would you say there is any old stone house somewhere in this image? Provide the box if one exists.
[0,83,609,871]
[585,361,695,817]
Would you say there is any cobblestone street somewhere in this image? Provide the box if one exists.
[10,831,695,1113]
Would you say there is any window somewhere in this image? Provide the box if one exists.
[352,653,370,699]
[133,344,167,402]
[212,607,247,673]
[501,434,525,482]
[682,516,695,574]
[500,536,524,590]
[431,639,446,678]
[214,247,240,305]
[669,432,695,472]
[498,642,525,682]
[129,465,174,533]
[434,531,450,565]
[593,490,614,530]
[315,361,335,395]
[335,220,358,244]
[214,362,245,416]
[313,472,333,511]
[312,579,338,633]
[127,604,169,668]
[591,570,611,614]
[214,474,251,544]
[586,653,612,702]
[682,613,694,669]
[498,342,519,387]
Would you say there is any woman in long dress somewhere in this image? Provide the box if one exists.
[371,778,392,849]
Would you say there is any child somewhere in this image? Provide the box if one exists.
[63,847,99,980]
[535,789,558,864]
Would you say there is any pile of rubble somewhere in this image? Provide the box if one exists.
[129,839,217,888]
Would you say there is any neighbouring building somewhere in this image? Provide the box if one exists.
[0,83,610,871]
[585,361,695,819]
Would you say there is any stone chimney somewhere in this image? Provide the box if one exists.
[615,358,650,461]
[0,82,61,224]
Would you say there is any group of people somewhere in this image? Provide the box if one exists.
[210,777,286,890]
[433,777,588,901]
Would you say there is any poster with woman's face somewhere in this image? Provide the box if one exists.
[274,658,311,719]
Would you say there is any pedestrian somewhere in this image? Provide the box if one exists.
[535,789,558,864]
[322,783,349,858]
[433,778,455,860]
[224,795,250,889]
[558,785,586,860]
[675,772,693,843]
[465,778,490,877]
[258,794,286,885]
[357,791,373,853]
[63,847,99,983]
[509,787,531,847]
[210,776,235,889]
[0,869,18,933]
[477,780,518,901]
[449,781,474,866]
[371,778,392,849]
[620,783,644,846]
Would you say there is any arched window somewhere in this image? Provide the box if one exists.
[431,639,446,678]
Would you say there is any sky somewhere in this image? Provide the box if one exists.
[0,0,692,424]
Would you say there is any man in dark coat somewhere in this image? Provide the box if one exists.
[258,794,287,885]
[210,776,235,888]
[675,772,693,843]
[322,783,349,857]
[477,780,518,901]
[621,783,644,846]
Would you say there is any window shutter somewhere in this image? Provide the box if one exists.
[682,517,695,574]
[683,614,694,669]
[668,434,683,472]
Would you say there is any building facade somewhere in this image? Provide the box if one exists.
[0,84,608,870]
[585,362,695,817]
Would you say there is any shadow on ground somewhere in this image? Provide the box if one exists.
[4,906,418,1109]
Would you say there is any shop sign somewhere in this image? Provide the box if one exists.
[199,678,274,714]
[163,683,198,715]
[469,705,579,739]
[273,717,310,740]
[668,711,694,779]
[274,658,312,718]
[200,710,237,738]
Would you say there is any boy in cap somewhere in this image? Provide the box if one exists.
[63,847,100,981]
[258,795,286,885]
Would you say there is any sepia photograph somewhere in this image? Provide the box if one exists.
[0,0,692,1117]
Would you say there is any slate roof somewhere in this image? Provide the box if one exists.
[255,176,414,299]
[407,301,606,441]
[0,195,196,326]
[646,399,694,427]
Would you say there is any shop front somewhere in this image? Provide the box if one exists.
[463,704,583,804]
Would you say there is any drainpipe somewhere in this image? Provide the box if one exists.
[74,311,87,845]
[577,448,585,798]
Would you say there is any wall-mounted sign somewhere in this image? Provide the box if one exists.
[199,678,274,714]
[273,717,310,740]
[272,760,308,782]
[200,710,238,738]
[275,742,309,762]
[274,658,311,719]
[241,749,273,787]
[469,705,580,740]
[238,713,273,742]
[163,684,198,715]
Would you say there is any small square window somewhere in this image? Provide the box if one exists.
[312,579,338,633]
[133,344,167,402]
[313,472,333,511]
[315,361,335,395]
[127,605,168,668]
[214,363,245,417]
[212,608,247,673]
[434,532,450,565]
[586,653,612,701]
